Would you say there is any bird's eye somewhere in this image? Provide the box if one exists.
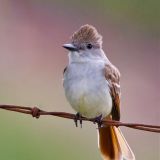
[87,43,92,49]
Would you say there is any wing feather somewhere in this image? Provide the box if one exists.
[105,64,121,121]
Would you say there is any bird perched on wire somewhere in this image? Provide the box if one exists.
[63,24,135,160]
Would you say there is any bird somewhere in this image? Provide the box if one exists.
[63,24,135,160]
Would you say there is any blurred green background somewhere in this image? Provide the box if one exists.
[0,0,159,159]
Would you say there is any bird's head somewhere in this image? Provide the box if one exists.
[63,24,106,62]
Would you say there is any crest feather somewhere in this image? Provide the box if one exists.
[71,24,102,47]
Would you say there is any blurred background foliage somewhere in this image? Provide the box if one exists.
[0,0,159,160]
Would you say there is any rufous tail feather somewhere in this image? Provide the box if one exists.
[98,126,135,160]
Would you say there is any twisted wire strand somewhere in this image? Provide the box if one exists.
[0,105,159,133]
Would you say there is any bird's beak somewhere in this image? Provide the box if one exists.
[63,43,78,51]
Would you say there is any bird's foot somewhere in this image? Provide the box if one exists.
[93,114,103,128]
[74,112,83,128]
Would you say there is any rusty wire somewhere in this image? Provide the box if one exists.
[0,104,159,133]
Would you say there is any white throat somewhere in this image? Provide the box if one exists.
[68,49,110,64]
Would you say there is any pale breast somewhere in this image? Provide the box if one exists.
[63,61,112,118]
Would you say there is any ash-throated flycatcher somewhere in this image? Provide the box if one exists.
[63,24,135,160]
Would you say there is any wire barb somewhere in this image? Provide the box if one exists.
[0,104,159,133]
[31,107,40,118]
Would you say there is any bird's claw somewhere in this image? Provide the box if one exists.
[74,113,83,128]
[93,114,103,128]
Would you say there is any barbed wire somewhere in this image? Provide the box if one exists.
[0,104,159,133]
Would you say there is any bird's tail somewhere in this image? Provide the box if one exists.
[98,126,135,160]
